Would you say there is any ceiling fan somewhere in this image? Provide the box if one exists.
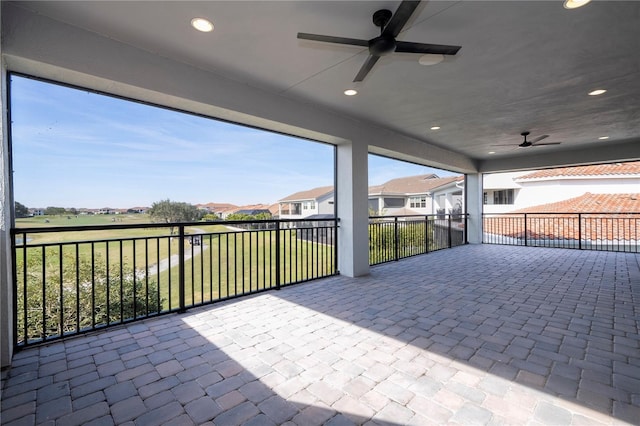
[297,0,461,82]
[493,132,562,148]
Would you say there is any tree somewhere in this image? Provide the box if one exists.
[148,199,203,234]
[44,206,66,216]
[15,201,30,218]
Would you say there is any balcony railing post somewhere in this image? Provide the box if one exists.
[464,214,468,244]
[394,217,399,261]
[524,213,528,246]
[448,215,452,248]
[578,213,582,250]
[178,224,186,313]
[275,221,281,290]
[425,216,430,254]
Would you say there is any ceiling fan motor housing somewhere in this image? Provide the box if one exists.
[370,36,396,56]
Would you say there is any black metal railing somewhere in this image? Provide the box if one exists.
[11,218,337,347]
[483,213,639,252]
[369,214,467,266]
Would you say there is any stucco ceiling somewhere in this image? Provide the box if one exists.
[5,1,640,167]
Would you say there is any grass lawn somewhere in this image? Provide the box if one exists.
[14,216,336,342]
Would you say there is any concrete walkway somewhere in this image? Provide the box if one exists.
[2,245,639,425]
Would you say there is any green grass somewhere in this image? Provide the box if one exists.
[14,216,336,343]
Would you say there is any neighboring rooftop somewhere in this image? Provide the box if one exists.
[517,161,640,180]
[278,186,334,202]
[513,193,640,213]
[368,175,463,195]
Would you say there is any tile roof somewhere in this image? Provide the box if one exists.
[197,202,238,211]
[369,175,463,195]
[279,186,334,202]
[224,204,271,215]
[513,193,640,213]
[517,161,640,180]
[486,193,640,241]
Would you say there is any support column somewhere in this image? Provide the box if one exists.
[336,141,369,277]
[465,173,483,244]
[1,54,15,367]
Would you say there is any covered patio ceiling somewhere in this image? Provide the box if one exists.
[3,0,640,172]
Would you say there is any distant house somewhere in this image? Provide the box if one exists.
[484,161,640,213]
[277,175,465,220]
[222,204,272,219]
[368,174,463,216]
[197,202,238,218]
[278,186,334,220]
[127,207,148,214]
[267,203,280,218]
[29,208,44,216]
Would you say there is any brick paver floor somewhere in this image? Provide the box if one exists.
[2,245,639,425]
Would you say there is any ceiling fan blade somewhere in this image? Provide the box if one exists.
[354,55,381,82]
[383,0,421,38]
[532,134,549,143]
[532,142,562,146]
[395,41,461,55]
[297,33,369,47]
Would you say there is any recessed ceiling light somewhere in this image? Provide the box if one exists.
[430,126,441,130]
[488,151,496,155]
[344,89,358,96]
[563,0,591,9]
[419,54,444,66]
[598,136,609,140]
[588,89,606,96]
[191,18,214,33]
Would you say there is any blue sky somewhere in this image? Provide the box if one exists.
[11,75,456,209]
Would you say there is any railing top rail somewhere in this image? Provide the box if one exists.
[483,212,640,216]
[369,213,469,220]
[11,217,339,235]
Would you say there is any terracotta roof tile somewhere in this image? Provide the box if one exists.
[518,161,640,180]
[513,193,640,213]
[485,193,640,241]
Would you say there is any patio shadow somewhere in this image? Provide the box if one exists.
[270,244,640,424]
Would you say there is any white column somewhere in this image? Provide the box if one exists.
[465,173,483,244]
[1,55,15,367]
[337,141,369,277]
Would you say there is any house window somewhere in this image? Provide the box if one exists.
[291,203,302,215]
[483,192,488,204]
[409,196,427,208]
[493,189,514,205]
[383,198,404,208]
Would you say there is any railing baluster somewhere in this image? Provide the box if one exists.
[75,243,80,333]
[275,221,281,290]
[178,225,185,313]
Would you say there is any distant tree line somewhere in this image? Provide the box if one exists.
[16,199,274,225]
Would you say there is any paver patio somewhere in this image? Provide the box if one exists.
[2,244,639,425]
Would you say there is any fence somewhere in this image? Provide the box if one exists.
[11,219,337,347]
[483,213,639,252]
[369,214,467,265]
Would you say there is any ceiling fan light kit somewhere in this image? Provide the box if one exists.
[419,54,444,66]
[297,0,461,82]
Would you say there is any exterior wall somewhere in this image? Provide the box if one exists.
[484,172,640,213]
[317,194,335,216]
